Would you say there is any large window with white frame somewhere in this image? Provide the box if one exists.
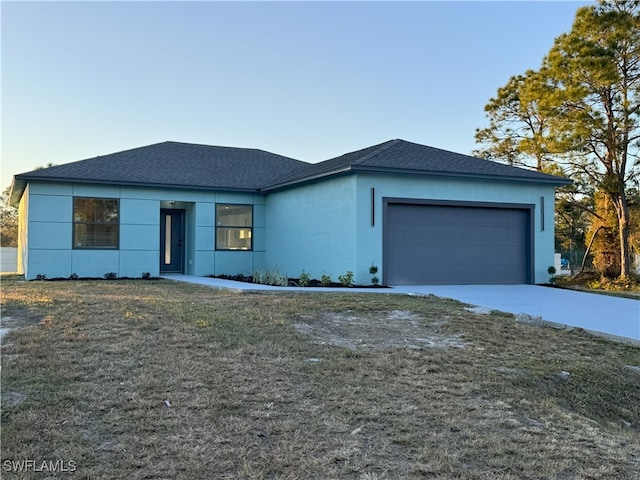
[73,197,119,249]
[216,204,252,250]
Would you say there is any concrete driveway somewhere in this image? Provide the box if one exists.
[394,284,640,343]
[162,275,640,343]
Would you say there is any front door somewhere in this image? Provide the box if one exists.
[160,209,185,273]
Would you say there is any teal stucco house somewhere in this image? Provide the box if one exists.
[9,139,570,284]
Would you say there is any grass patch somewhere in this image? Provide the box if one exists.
[2,275,639,479]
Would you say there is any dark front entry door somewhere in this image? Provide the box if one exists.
[160,209,185,273]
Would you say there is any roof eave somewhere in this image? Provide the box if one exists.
[9,177,27,207]
[350,165,573,185]
[10,174,262,195]
[261,166,354,191]
[263,165,573,191]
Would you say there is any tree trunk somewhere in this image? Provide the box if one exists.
[613,192,632,278]
[578,225,606,276]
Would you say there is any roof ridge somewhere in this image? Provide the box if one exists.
[162,140,259,152]
[351,139,401,165]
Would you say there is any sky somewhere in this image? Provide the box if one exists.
[1,0,591,189]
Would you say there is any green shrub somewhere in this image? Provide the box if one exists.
[369,264,379,285]
[298,270,311,287]
[252,266,288,286]
[338,271,354,287]
[320,273,332,287]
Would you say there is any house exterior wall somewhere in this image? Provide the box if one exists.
[354,173,557,284]
[20,172,558,284]
[17,184,29,275]
[265,175,358,281]
[265,172,556,285]
[20,181,266,280]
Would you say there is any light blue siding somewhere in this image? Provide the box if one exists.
[120,225,159,250]
[28,222,71,249]
[194,203,215,274]
[29,195,71,223]
[266,173,557,285]
[354,173,556,284]
[73,184,119,198]
[121,187,217,202]
[29,250,71,278]
[195,226,214,251]
[253,227,266,252]
[253,251,267,271]
[266,175,357,280]
[120,199,158,224]
[21,183,267,279]
[215,192,255,204]
[20,173,559,284]
[214,251,254,275]
[120,251,159,278]
[29,182,72,196]
[195,202,215,227]
[193,250,214,276]
[254,204,266,228]
[72,250,120,277]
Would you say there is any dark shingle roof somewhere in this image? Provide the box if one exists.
[264,139,571,189]
[14,141,308,191]
[10,139,570,205]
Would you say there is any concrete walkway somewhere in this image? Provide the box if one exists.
[161,274,640,343]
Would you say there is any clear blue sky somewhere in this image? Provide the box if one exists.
[1,1,589,189]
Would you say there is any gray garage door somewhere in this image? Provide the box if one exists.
[384,203,530,285]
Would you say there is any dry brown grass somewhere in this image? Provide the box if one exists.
[1,275,639,479]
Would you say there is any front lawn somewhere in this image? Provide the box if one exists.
[1,275,639,479]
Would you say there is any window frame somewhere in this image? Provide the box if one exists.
[72,197,120,250]
[215,203,253,251]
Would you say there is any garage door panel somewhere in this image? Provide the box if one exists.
[385,203,530,285]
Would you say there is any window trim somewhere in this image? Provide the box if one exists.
[215,203,253,251]
[72,197,120,250]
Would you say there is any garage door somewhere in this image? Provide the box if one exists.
[384,202,531,285]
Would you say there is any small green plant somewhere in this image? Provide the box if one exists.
[298,270,311,287]
[547,265,556,284]
[369,264,379,285]
[141,272,152,280]
[252,269,266,284]
[338,271,354,287]
[69,273,79,280]
[35,274,47,281]
[252,266,288,286]
[320,273,332,287]
[104,272,118,280]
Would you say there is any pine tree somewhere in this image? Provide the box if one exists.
[476,1,640,279]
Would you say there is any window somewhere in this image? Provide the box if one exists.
[216,204,252,250]
[73,198,119,249]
